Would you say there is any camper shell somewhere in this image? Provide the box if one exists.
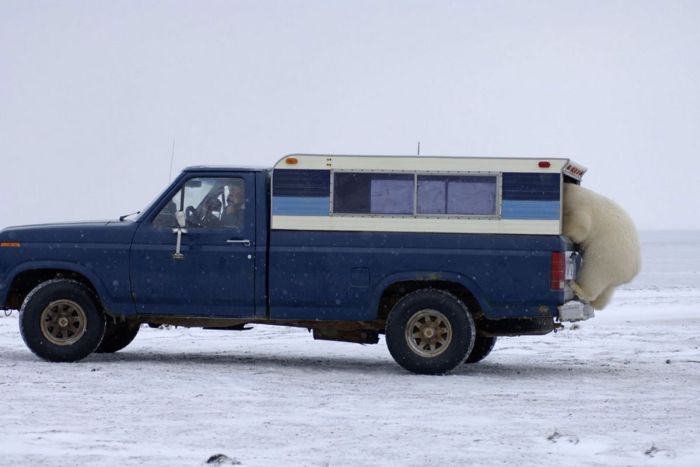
[0,154,592,374]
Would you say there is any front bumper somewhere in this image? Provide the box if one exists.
[557,301,595,322]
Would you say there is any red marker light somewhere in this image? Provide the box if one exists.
[538,161,551,168]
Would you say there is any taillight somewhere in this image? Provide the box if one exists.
[551,252,565,290]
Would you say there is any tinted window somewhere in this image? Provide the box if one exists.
[502,173,560,201]
[417,175,498,215]
[273,169,330,196]
[334,173,414,214]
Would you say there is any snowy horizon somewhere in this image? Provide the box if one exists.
[2,1,700,230]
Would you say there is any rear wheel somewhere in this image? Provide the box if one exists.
[465,336,497,364]
[385,289,475,375]
[96,319,140,353]
[19,279,106,362]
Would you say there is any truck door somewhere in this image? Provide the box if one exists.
[130,173,256,317]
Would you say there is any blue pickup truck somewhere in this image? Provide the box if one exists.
[0,154,592,374]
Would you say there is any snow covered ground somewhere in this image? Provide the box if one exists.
[1,230,699,466]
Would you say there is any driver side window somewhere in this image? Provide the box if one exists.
[151,177,246,230]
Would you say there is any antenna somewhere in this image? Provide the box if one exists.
[168,138,176,182]
[417,141,421,156]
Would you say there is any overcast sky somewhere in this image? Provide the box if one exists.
[1,1,698,230]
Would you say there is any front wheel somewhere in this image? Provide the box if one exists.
[385,289,475,375]
[19,279,106,362]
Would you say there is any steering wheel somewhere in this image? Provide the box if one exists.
[185,206,202,228]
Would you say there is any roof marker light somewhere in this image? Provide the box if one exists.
[538,161,551,168]
[285,157,298,165]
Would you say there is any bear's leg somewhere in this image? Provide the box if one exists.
[569,281,592,302]
[573,256,613,305]
[591,286,616,310]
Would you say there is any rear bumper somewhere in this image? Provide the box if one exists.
[557,301,594,322]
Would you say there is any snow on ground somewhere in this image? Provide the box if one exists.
[1,231,699,466]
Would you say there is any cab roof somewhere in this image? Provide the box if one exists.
[183,165,268,173]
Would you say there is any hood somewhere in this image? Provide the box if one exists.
[0,220,138,244]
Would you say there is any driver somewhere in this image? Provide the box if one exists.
[221,182,245,228]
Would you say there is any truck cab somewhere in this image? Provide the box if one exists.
[0,154,591,374]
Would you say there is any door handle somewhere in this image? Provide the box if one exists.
[227,239,251,247]
[172,227,188,259]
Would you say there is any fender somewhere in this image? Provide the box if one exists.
[2,260,135,315]
[369,270,491,319]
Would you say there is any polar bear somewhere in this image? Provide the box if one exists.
[562,183,641,310]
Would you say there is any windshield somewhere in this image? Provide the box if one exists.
[120,191,164,222]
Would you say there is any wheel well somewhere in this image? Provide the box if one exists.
[377,280,483,323]
[4,269,98,310]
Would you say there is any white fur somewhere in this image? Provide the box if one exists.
[562,184,641,310]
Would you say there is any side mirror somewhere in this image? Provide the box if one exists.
[176,211,186,229]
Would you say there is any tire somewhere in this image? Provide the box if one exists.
[96,319,140,353]
[385,289,475,375]
[465,336,497,364]
[19,279,106,362]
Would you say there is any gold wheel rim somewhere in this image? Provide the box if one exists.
[405,309,453,358]
[40,300,88,346]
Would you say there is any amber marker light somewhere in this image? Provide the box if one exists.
[538,161,551,168]
[285,157,299,165]
[0,242,21,248]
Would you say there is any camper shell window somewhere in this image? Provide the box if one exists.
[332,171,500,217]
[333,172,414,214]
[418,175,498,215]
